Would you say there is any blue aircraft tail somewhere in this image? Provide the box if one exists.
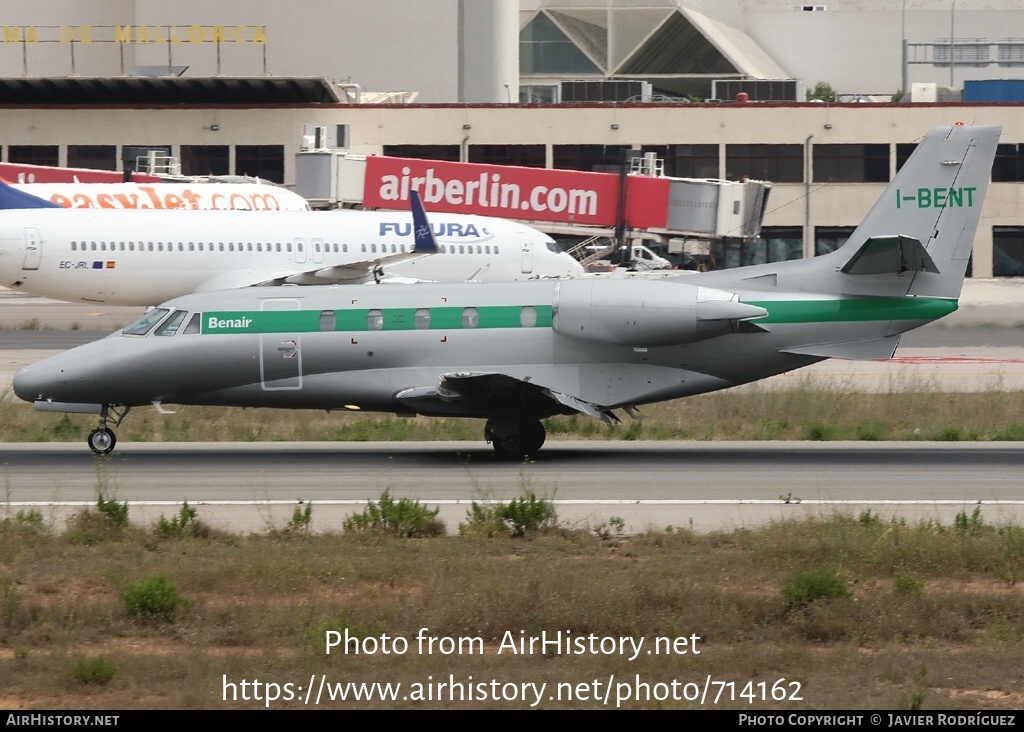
[0,178,63,209]
[409,190,439,254]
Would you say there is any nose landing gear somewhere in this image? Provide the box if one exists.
[87,405,130,456]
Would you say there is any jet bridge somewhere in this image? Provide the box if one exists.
[295,149,770,255]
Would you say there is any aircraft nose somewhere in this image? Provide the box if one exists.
[12,362,52,402]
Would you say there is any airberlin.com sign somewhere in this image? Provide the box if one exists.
[364,157,668,229]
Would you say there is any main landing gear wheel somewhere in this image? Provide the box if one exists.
[87,427,116,455]
[485,417,546,460]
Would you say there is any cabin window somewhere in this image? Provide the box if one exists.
[122,308,170,336]
[119,243,125,251]
[188,243,194,251]
[218,243,224,252]
[462,307,479,328]
[371,243,377,253]
[297,242,303,252]
[247,243,253,252]
[182,312,202,335]
[343,244,348,253]
[178,243,183,252]
[494,246,500,254]
[459,245,465,254]
[361,244,366,253]
[520,306,538,328]
[414,308,431,330]
[367,309,384,331]
[154,309,188,337]
[319,310,336,332]
[486,245,491,254]
[90,242,96,251]
[129,242,135,251]
[158,242,164,252]
[229,243,235,252]
[71,242,77,251]
[286,243,292,253]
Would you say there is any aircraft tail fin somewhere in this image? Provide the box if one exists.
[833,124,1000,299]
[0,178,64,209]
[409,190,439,255]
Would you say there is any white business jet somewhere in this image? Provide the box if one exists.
[0,185,583,305]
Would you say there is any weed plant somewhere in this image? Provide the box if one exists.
[342,490,445,537]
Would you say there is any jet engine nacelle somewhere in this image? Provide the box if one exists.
[552,278,767,347]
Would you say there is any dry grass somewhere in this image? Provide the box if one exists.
[1,507,1023,709]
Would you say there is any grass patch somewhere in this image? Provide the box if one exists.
[3,509,1024,708]
[342,490,445,538]
[7,388,1024,443]
[123,574,190,623]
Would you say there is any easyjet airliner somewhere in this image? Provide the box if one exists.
[0,186,583,305]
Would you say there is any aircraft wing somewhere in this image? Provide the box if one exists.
[396,371,620,424]
[196,190,440,290]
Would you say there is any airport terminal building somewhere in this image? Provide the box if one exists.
[0,1,1022,276]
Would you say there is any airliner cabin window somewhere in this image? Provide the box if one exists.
[154,309,188,337]
[414,308,431,330]
[319,310,336,332]
[462,308,479,328]
[367,309,384,331]
[122,308,170,336]
[71,242,77,251]
[520,306,538,328]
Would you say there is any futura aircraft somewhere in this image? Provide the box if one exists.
[13,125,999,457]
[0,185,582,305]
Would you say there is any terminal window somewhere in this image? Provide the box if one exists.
[641,144,719,178]
[552,144,631,173]
[382,145,460,162]
[726,144,802,183]
[235,145,284,183]
[67,145,116,171]
[469,145,545,168]
[8,145,58,167]
[993,227,1024,277]
[813,144,889,183]
[181,145,229,177]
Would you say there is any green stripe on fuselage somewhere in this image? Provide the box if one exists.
[748,297,957,324]
[201,305,554,334]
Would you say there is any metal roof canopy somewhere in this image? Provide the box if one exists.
[0,76,342,105]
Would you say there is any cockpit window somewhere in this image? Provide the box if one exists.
[154,310,189,337]
[122,308,170,336]
[547,241,561,254]
[182,312,202,335]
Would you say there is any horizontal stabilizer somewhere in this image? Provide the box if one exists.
[841,236,938,276]
[781,335,901,360]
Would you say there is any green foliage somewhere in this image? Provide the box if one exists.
[593,515,626,540]
[70,656,116,686]
[123,574,189,622]
[954,506,985,536]
[806,81,838,102]
[288,503,313,533]
[893,573,924,596]
[97,494,129,528]
[803,421,838,440]
[891,88,906,103]
[1,509,46,534]
[783,568,851,609]
[155,502,205,539]
[342,490,445,538]
[898,664,928,710]
[460,492,557,538]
